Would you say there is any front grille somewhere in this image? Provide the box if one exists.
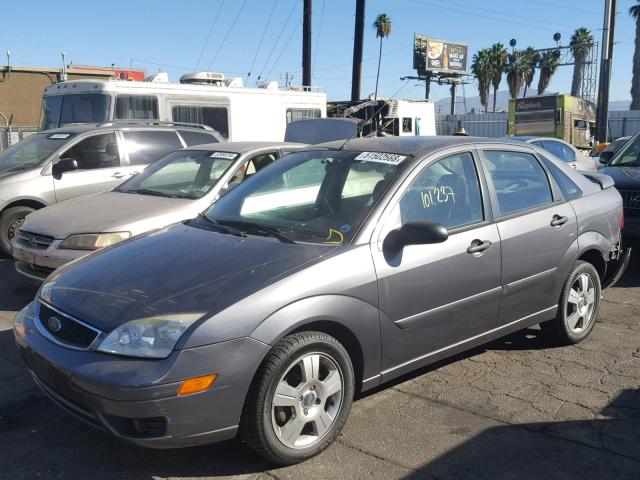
[37,302,100,349]
[17,230,54,249]
[618,190,640,217]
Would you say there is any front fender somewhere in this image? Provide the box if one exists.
[250,295,382,390]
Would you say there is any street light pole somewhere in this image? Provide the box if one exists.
[596,0,616,143]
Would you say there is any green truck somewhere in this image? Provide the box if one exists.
[508,94,596,150]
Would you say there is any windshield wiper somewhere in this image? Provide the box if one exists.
[196,214,246,237]
[120,188,180,198]
[216,219,296,244]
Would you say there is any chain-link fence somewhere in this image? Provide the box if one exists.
[0,126,39,152]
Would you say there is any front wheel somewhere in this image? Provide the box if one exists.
[0,206,35,256]
[241,331,355,465]
[541,260,601,345]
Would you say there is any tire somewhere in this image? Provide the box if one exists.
[541,260,601,345]
[0,206,35,256]
[241,331,355,465]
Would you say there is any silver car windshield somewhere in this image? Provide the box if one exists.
[0,133,74,172]
[116,150,237,199]
[205,150,407,244]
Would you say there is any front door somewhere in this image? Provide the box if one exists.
[480,148,578,326]
[53,132,127,202]
[371,150,501,374]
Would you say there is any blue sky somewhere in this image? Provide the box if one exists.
[0,0,637,103]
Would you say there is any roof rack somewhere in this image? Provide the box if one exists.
[96,120,214,130]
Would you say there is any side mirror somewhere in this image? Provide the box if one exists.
[383,221,448,252]
[599,151,613,164]
[52,158,78,179]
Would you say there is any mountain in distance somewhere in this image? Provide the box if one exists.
[434,90,631,115]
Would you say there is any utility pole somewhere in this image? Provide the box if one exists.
[351,0,366,102]
[596,0,616,143]
[302,0,312,88]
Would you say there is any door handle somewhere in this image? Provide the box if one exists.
[111,172,126,179]
[467,239,492,254]
[550,214,569,227]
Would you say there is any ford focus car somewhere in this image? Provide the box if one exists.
[11,141,304,281]
[14,137,629,465]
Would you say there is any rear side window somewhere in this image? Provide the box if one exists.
[539,154,582,200]
[172,106,229,139]
[537,140,566,161]
[115,95,159,120]
[484,150,553,216]
[60,133,120,170]
[121,130,182,165]
[398,152,484,230]
[178,130,219,147]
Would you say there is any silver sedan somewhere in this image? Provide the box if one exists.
[11,141,305,280]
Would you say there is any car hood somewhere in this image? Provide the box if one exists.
[598,166,640,190]
[43,221,338,331]
[22,191,194,238]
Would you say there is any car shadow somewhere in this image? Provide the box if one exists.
[0,257,39,313]
[401,389,640,480]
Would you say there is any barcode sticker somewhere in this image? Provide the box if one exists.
[355,152,407,165]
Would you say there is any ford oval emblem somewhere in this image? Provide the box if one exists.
[47,317,62,333]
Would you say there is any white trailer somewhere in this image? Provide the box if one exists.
[40,72,327,141]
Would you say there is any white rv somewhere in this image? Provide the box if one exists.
[40,72,327,141]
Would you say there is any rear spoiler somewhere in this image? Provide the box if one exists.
[579,171,615,189]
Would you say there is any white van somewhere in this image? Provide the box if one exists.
[40,72,327,142]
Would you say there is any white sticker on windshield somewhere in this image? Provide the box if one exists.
[210,152,237,159]
[48,133,71,139]
[355,151,407,165]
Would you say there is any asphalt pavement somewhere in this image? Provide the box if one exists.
[0,252,639,480]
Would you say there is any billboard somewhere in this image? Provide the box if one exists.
[413,34,469,74]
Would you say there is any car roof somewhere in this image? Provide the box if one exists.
[301,136,528,158]
[186,141,307,154]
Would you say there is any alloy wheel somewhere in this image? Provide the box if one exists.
[566,273,596,333]
[7,217,24,241]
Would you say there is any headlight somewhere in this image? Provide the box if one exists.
[59,232,131,250]
[13,304,34,339]
[96,313,202,358]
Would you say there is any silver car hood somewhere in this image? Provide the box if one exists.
[22,191,196,238]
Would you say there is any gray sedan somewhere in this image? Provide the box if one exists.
[11,141,305,281]
[14,137,630,465]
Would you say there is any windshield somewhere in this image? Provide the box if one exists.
[116,150,237,199]
[0,133,74,172]
[41,94,111,130]
[610,133,640,167]
[205,150,407,244]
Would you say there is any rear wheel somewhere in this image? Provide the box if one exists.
[241,331,354,465]
[541,261,601,344]
[0,206,35,255]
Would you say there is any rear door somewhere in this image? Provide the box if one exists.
[52,132,127,202]
[121,129,185,170]
[479,146,577,326]
[371,148,501,373]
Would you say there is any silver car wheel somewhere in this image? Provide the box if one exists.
[271,352,344,449]
[7,217,24,241]
[566,273,596,333]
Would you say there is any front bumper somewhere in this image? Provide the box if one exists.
[13,303,270,448]
[12,239,87,281]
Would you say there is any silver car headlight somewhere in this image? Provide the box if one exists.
[96,313,202,359]
[59,232,131,251]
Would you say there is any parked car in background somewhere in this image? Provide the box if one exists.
[12,141,304,280]
[14,137,629,465]
[595,136,631,167]
[505,136,596,171]
[599,132,640,239]
[0,121,223,255]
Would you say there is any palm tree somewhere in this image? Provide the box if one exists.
[488,43,507,112]
[373,13,392,101]
[471,48,492,113]
[521,47,540,97]
[569,27,594,98]
[537,49,560,95]
[630,1,640,109]
[504,51,527,99]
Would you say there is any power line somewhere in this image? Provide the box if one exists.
[312,0,326,75]
[314,44,412,72]
[194,0,225,70]
[257,0,299,81]
[265,20,302,80]
[206,0,249,71]
[519,0,600,15]
[247,0,279,79]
